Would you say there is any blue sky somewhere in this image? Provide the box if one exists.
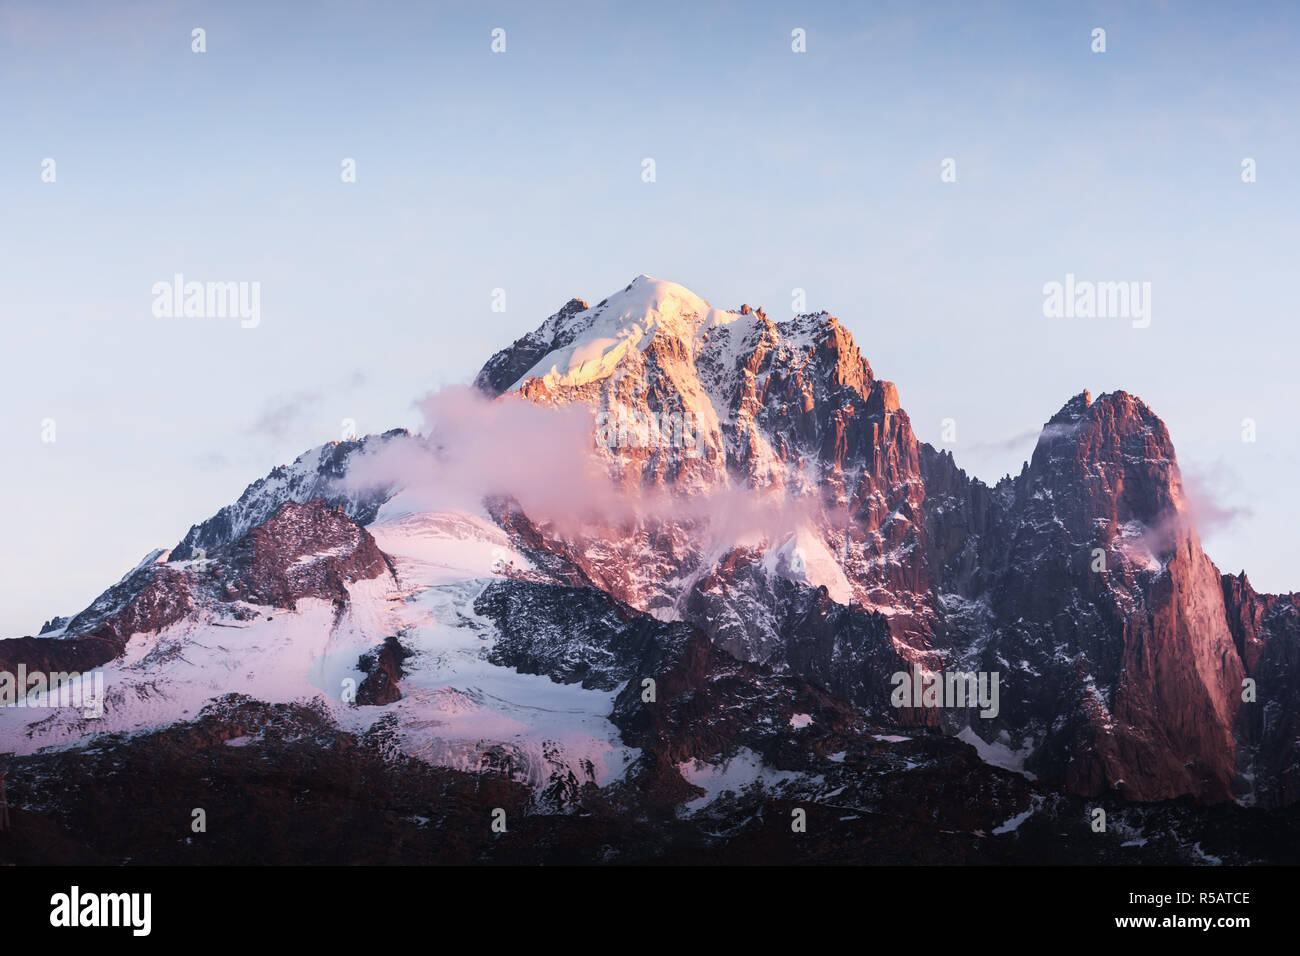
[2,0,1297,633]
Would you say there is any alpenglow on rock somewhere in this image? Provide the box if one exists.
[3,275,1296,867]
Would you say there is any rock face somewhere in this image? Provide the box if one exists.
[965,390,1244,802]
[0,500,395,679]
[1221,573,1300,807]
[473,297,590,396]
[475,278,939,653]
[356,635,413,706]
[0,559,193,678]
[473,276,1284,806]
[476,581,665,692]
[219,499,395,611]
[170,428,411,561]
[475,579,900,808]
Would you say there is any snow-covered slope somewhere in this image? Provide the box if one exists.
[0,504,637,797]
[506,276,730,391]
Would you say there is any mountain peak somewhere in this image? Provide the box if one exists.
[499,277,728,392]
[603,273,711,316]
[474,276,729,396]
[1048,389,1092,424]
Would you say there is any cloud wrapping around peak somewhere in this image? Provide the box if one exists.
[340,386,839,547]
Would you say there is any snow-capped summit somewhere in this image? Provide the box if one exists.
[505,275,727,391]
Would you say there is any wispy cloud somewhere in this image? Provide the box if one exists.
[963,428,1041,455]
[1180,459,1253,537]
[340,386,840,547]
[249,371,367,442]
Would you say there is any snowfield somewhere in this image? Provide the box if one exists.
[0,503,639,793]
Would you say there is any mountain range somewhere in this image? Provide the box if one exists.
[2,275,1298,865]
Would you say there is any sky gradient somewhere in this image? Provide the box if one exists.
[2,0,1297,633]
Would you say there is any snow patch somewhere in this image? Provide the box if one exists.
[761,528,853,604]
[677,747,802,811]
[956,727,1037,780]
